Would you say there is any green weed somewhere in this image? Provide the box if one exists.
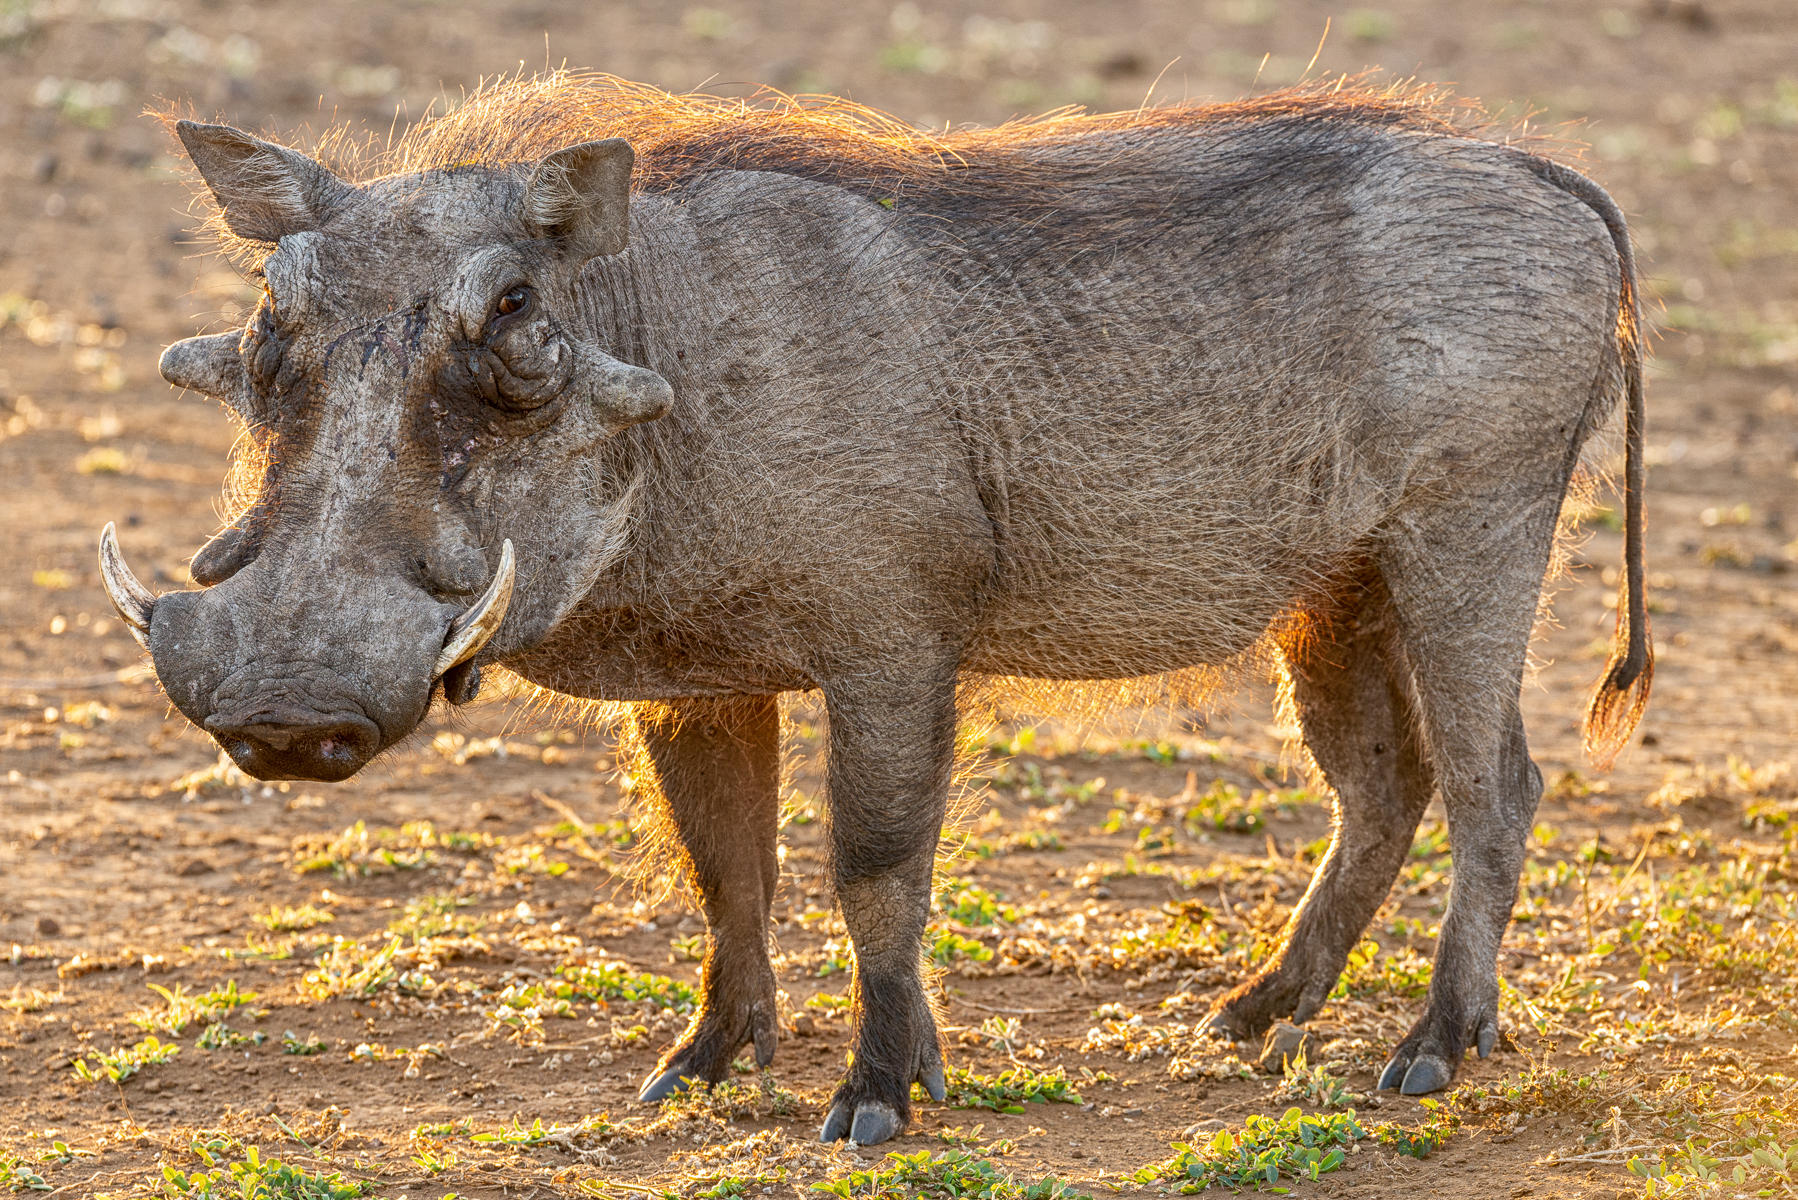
[1130,1108,1365,1191]
[940,1065,1081,1113]
[281,1031,326,1056]
[130,980,257,1035]
[812,1149,1088,1199]
[0,1152,49,1192]
[73,1035,179,1083]
[252,904,334,933]
[160,1144,373,1198]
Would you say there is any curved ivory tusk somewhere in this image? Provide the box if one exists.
[434,539,515,677]
[98,522,156,649]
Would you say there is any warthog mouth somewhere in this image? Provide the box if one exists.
[96,523,516,781]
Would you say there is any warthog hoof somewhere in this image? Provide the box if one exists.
[818,1063,946,1147]
[820,1100,902,1147]
[1377,1005,1500,1095]
[636,970,778,1104]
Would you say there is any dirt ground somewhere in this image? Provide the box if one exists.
[2,1,1797,1196]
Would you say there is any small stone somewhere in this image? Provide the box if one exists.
[1183,1118,1228,1138]
[35,916,60,936]
[1257,1022,1314,1074]
[793,1014,816,1037]
[176,857,213,877]
[142,1078,162,1095]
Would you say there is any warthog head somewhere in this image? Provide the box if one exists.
[101,122,670,781]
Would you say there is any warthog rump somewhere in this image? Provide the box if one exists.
[105,72,1650,1144]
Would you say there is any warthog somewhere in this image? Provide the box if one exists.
[103,73,1651,1145]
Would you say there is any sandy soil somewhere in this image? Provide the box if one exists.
[2,1,1796,1196]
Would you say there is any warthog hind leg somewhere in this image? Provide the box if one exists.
[1203,571,1434,1042]
[632,696,783,1102]
[1369,485,1563,1094]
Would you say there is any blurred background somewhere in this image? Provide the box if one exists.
[5,0,1796,787]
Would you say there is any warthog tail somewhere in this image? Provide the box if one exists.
[1524,156,1652,768]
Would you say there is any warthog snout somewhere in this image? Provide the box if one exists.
[98,524,515,782]
[201,705,381,782]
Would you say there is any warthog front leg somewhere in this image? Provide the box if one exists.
[633,696,783,1102]
[1204,576,1434,1041]
[816,661,959,1146]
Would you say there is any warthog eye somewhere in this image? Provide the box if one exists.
[493,285,532,321]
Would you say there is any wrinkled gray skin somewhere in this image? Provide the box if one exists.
[132,112,1641,1145]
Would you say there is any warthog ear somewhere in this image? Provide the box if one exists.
[523,139,634,260]
[175,121,348,242]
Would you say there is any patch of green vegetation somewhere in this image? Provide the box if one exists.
[130,980,257,1035]
[278,1030,326,1058]
[36,1142,89,1166]
[1330,937,1434,1000]
[1099,904,1247,971]
[813,1150,1088,1199]
[928,928,994,966]
[407,1145,457,1175]
[495,843,570,876]
[1178,781,1304,836]
[469,1114,615,1147]
[940,1065,1081,1114]
[1629,1137,1798,1196]
[815,940,852,977]
[1373,1099,1460,1159]
[1130,1108,1365,1192]
[937,881,1015,926]
[252,904,334,933]
[490,959,698,1038]
[412,1118,472,1138]
[195,1022,266,1051]
[691,1169,790,1197]
[293,820,490,876]
[385,893,480,940]
[73,1035,179,1083]
[1131,739,1180,766]
[961,828,1065,858]
[302,938,410,1000]
[160,1144,374,1198]
[981,755,1105,809]
[0,1152,49,1192]
[556,960,699,1010]
[1274,1051,1361,1109]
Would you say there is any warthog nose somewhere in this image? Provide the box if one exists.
[202,709,381,783]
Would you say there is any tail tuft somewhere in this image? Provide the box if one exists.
[1582,611,1652,770]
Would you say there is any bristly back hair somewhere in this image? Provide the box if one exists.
[169,68,1565,242]
[376,69,1489,188]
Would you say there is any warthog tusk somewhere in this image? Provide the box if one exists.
[434,539,514,678]
[98,522,155,649]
